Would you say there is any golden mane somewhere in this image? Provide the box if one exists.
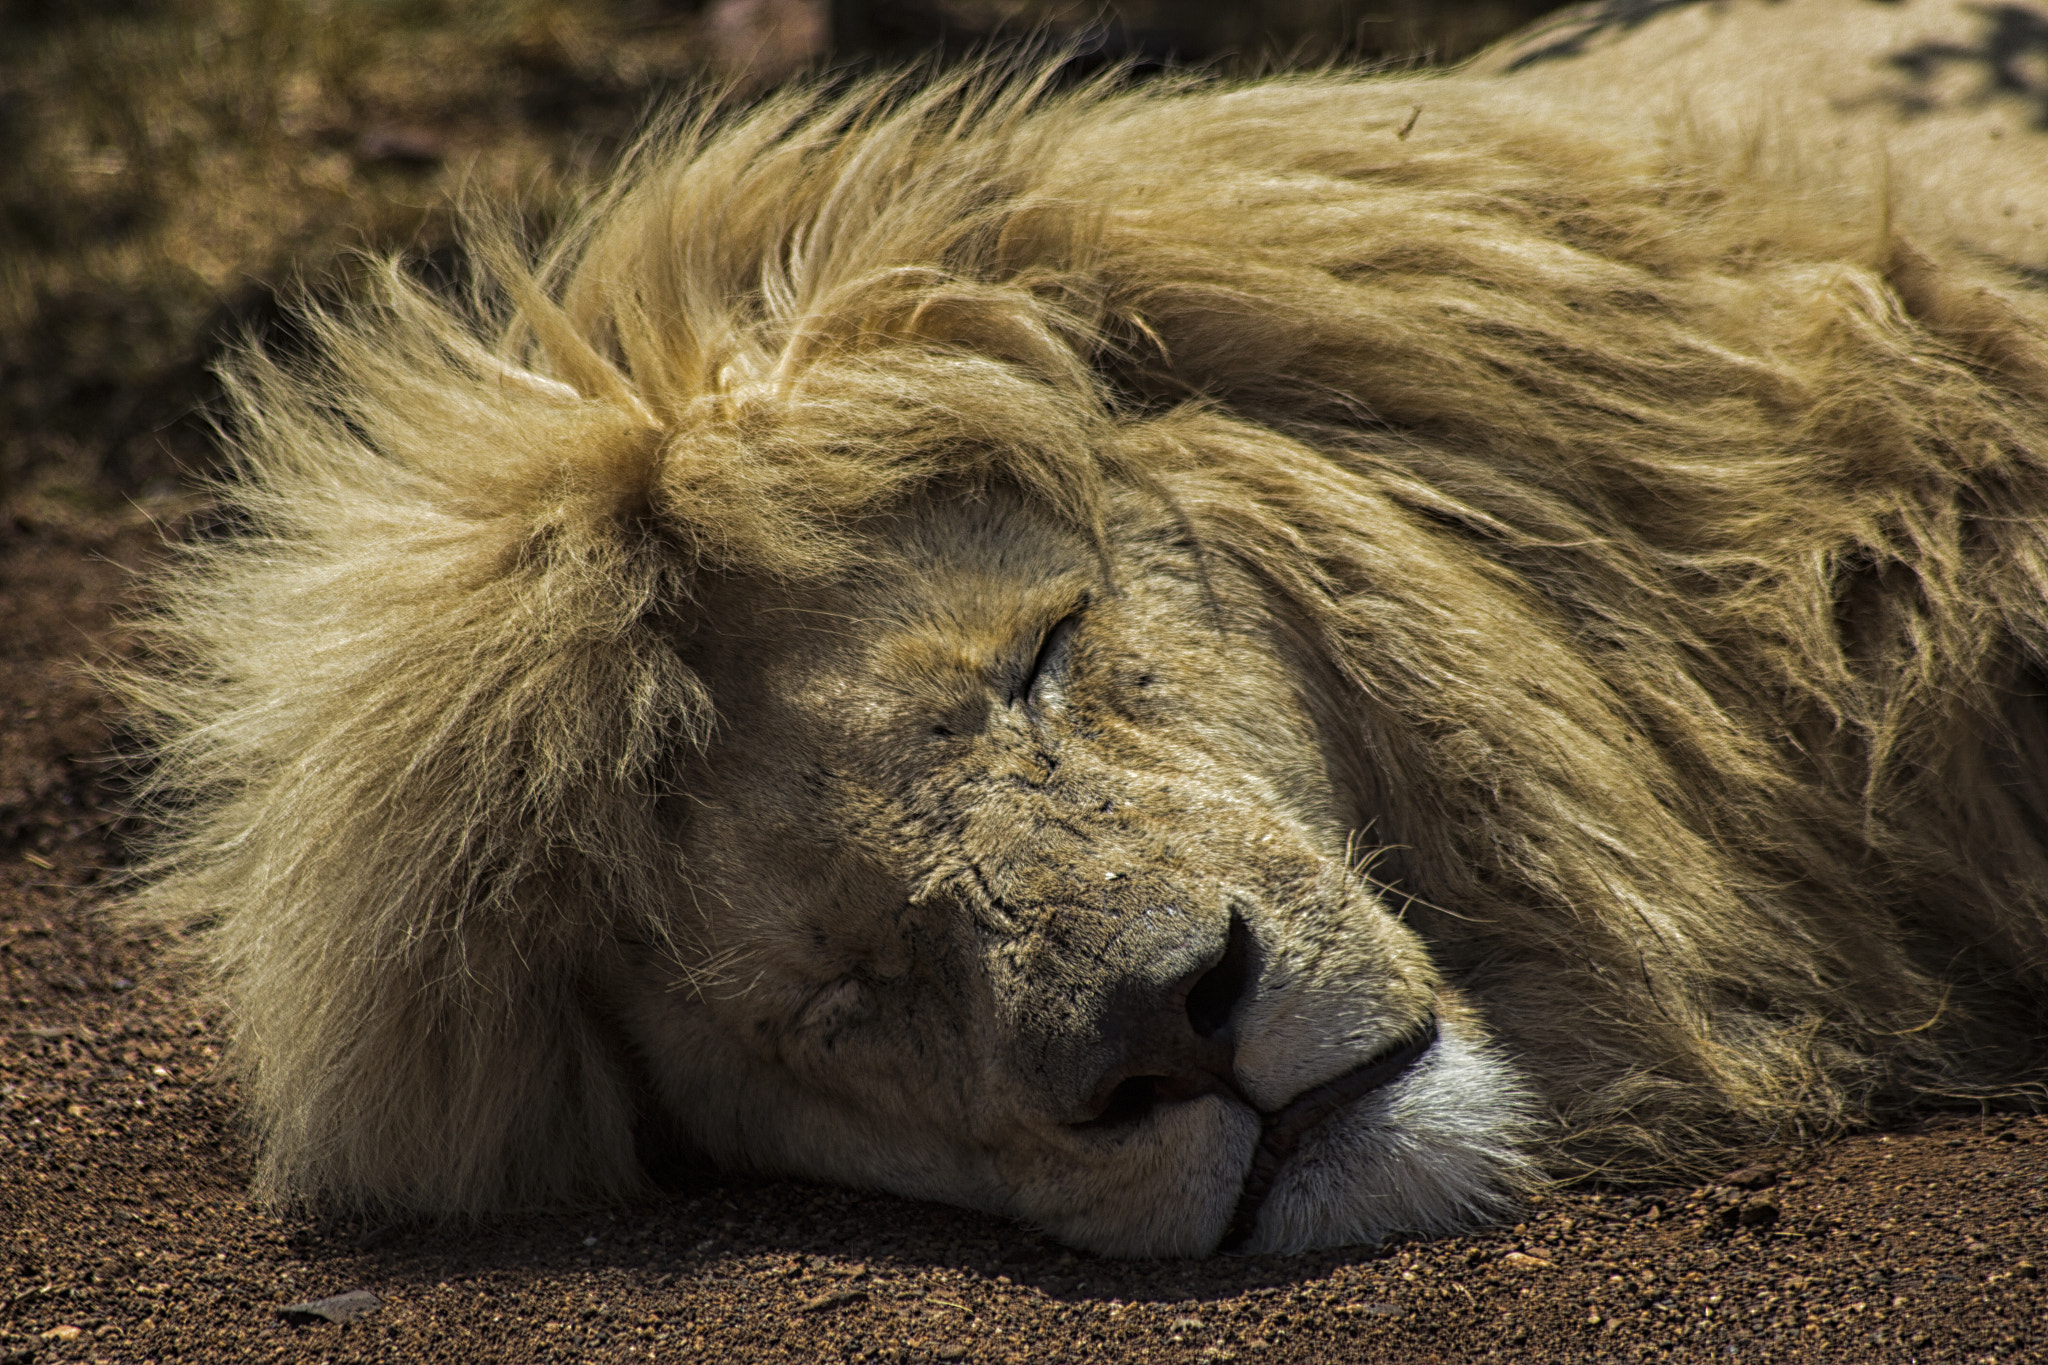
[125,56,2048,1223]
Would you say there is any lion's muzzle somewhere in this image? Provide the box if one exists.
[1219,1016,1442,1251]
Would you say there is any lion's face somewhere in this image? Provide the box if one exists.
[618,488,1533,1256]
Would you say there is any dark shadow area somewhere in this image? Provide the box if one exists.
[1890,1,2048,125]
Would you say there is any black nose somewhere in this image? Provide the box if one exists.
[1078,912,1257,1127]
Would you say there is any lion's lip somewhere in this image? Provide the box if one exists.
[1216,1016,1441,1252]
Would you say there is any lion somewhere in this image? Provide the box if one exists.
[126,0,2048,1257]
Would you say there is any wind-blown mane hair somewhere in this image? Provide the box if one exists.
[128,59,2048,1217]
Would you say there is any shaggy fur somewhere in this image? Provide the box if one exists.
[127,0,2048,1254]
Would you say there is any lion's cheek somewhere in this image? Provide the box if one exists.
[634,1011,1010,1204]
[997,1095,1261,1259]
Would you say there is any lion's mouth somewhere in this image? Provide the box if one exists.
[1217,1017,1441,1252]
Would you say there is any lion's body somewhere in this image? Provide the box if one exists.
[130,0,2048,1255]
[1474,0,2048,274]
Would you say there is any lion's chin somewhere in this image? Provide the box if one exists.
[1015,1094,1263,1259]
[1017,1015,1537,1258]
[1235,1018,1541,1255]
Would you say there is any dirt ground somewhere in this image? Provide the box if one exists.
[4,515,2045,1365]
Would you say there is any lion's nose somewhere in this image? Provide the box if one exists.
[1077,912,1256,1127]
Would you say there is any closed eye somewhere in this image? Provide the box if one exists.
[1014,606,1083,709]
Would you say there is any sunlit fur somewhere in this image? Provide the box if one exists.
[125,3,2048,1254]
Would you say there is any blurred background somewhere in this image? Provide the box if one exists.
[0,0,1569,508]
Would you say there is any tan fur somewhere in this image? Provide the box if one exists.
[125,0,2048,1256]
[1474,0,2048,273]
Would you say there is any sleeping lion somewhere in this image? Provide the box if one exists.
[130,0,2048,1256]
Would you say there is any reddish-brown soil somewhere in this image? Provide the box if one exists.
[4,516,2044,1365]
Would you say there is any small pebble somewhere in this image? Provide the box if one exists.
[278,1290,382,1326]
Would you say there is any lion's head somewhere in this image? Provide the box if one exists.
[620,479,1534,1253]
[130,6,2048,1258]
